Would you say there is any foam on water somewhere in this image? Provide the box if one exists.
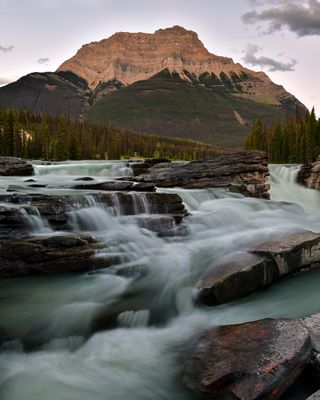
[1,163,320,400]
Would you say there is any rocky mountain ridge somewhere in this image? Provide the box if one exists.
[57,25,301,108]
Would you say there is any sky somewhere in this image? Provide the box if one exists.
[0,0,319,114]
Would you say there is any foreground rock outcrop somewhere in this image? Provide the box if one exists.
[133,151,270,199]
[197,232,320,305]
[0,157,34,176]
[183,318,312,400]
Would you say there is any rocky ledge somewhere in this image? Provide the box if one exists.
[0,156,34,176]
[298,158,320,190]
[183,318,313,400]
[196,232,320,305]
[132,151,270,199]
[0,233,117,277]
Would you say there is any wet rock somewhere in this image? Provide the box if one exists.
[130,215,176,233]
[303,313,320,353]
[196,233,320,305]
[131,158,171,176]
[252,232,320,277]
[74,176,95,181]
[0,204,28,239]
[134,151,269,199]
[196,252,278,305]
[303,313,320,379]
[0,192,187,234]
[74,180,134,191]
[183,318,312,400]
[297,160,320,190]
[27,184,47,188]
[131,182,156,192]
[0,233,119,277]
[0,157,34,176]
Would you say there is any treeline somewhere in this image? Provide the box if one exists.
[245,108,320,163]
[0,109,219,161]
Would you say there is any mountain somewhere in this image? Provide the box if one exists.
[0,26,306,148]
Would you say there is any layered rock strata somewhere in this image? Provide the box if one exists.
[197,232,320,305]
[132,151,270,199]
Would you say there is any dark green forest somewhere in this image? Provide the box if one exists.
[245,108,320,163]
[0,109,219,161]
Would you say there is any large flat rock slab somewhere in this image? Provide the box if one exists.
[133,151,270,198]
[196,252,277,305]
[196,233,320,305]
[183,318,312,400]
[252,232,320,276]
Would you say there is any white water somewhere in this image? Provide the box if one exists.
[1,162,320,400]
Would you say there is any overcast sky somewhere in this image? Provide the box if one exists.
[0,0,319,114]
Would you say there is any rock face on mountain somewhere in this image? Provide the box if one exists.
[0,26,306,147]
[57,25,300,109]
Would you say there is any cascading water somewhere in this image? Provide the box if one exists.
[1,163,320,400]
[33,160,133,178]
[269,164,320,213]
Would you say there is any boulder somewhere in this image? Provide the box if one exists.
[297,160,320,190]
[183,318,312,400]
[0,233,119,277]
[0,157,34,176]
[133,151,269,199]
[196,233,320,305]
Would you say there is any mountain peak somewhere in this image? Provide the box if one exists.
[57,26,234,88]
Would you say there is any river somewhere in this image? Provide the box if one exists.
[0,162,320,400]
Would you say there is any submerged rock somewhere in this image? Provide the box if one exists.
[196,232,320,305]
[133,151,269,199]
[183,318,312,400]
[0,157,34,176]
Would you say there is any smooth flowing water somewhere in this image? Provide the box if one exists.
[1,162,320,400]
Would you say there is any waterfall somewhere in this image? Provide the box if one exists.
[33,160,133,178]
[269,164,320,213]
[2,162,320,400]
[20,207,52,234]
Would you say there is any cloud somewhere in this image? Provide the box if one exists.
[0,45,14,52]
[37,57,50,64]
[243,0,320,36]
[243,44,297,71]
